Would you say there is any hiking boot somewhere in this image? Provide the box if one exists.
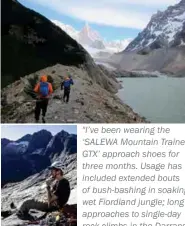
[16,210,35,221]
[1,210,12,218]
[42,117,46,123]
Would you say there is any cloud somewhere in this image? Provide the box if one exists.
[69,7,149,29]
[104,0,179,7]
[26,0,180,29]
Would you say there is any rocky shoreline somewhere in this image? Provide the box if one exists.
[95,56,185,78]
[1,64,147,123]
[114,70,158,78]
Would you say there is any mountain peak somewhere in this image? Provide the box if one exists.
[79,22,102,45]
[26,130,53,153]
[16,134,32,143]
[56,130,69,137]
[124,0,185,52]
[52,20,131,54]
[84,21,90,30]
[1,138,11,148]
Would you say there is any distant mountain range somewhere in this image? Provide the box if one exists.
[108,0,185,76]
[1,129,77,186]
[52,20,132,57]
[1,129,77,226]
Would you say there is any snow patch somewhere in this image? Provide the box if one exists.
[51,19,132,57]
[175,11,185,20]
[132,70,168,77]
[19,141,29,146]
[147,38,155,46]
[180,40,185,46]
[126,1,185,51]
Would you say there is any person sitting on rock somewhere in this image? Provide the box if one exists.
[61,75,74,103]
[34,75,53,123]
[16,161,71,221]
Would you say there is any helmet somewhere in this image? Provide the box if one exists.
[48,161,65,171]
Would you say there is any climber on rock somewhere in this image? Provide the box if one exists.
[61,75,74,103]
[16,161,71,221]
[33,75,53,123]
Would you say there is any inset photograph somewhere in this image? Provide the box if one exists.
[1,125,77,226]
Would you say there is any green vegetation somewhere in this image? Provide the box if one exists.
[24,74,39,99]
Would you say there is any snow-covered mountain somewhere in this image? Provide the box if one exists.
[52,20,131,57]
[109,0,185,77]
[1,129,77,185]
[124,0,185,52]
[2,141,29,155]
[1,129,77,225]
[51,20,79,41]
[78,22,104,48]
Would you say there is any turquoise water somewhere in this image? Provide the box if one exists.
[117,77,185,123]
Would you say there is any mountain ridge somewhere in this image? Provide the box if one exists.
[108,0,185,76]
[1,129,77,186]
[124,0,185,53]
[1,129,77,225]
[1,0,98,88]
[51,19,132,55]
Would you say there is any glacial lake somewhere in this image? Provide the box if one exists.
[117,77,185,123]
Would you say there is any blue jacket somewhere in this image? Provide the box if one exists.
[61,78,74,90]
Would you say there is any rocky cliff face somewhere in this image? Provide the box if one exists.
[109,0,185,76]
[1,154,77,226]
[1,0,108,89]
[1,138,12,148]
[16,134,32,143]
[26,130,52,154]
[2,0,126,93]
[125,0,185,53]
[1,129,77,186]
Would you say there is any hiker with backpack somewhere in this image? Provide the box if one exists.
[34,75,53,123]
[61,75,74,103]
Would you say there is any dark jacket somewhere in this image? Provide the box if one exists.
[61,78,74,90]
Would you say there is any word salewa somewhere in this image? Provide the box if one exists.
[84,138,118,146]
[84,138,158,146]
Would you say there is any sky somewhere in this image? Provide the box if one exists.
[18,0,180,40]
[1,125,77,140]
